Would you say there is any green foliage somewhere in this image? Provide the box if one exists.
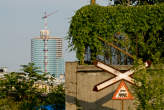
[45,84,65,108]
[0,63,65,110]
[68,4,164,64]
[0,98,20,110]
[133,60,164,110]
[0,72,34,101]
[21,62,46,80]
[114,0,164,5]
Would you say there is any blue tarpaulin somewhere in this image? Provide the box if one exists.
[35,104,65,110]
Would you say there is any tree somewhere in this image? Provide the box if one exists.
[0,63,43,109]
[0,72,40,109]
[21,63,40,79]
[0,63,65,110]
[21,62,49,81]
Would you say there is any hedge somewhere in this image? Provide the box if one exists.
[68,4,164,64]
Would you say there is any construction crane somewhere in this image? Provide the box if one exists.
[41,11,57,73]
[42,11,57,29]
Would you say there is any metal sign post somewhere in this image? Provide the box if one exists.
[122,100,124,110]
[112,80,133,110]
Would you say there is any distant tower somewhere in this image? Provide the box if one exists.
[31,12,64,78]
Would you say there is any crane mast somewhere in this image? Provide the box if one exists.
[41,11,56,73]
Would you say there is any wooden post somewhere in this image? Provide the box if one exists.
[122,100,124,110]
[127,0,130,6]
[90,0,96,5]
[98,37,134,59]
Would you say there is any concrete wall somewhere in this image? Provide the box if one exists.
[66,62,136,110]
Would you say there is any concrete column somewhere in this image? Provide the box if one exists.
[65,62,78,110]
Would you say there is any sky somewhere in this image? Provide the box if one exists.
[0,0,112,72]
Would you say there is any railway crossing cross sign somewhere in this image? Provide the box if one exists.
[94,61,151,91]
[112,80,133,100]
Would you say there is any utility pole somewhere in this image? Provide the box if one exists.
[90,0,96,5]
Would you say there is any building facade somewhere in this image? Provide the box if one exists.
[31,30,64,78]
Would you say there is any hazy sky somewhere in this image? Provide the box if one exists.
[0,0,111,72]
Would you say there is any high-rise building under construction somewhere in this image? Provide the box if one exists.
[31,30,64,78]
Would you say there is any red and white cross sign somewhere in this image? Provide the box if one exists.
[94,61,151,91]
